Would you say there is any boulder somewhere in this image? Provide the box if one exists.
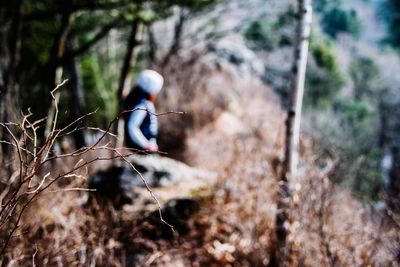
[88,155,217,213]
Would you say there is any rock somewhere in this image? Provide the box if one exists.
[207,35,265,77]
[88,155,217,212]
[88,164,151,205]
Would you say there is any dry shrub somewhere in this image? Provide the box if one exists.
[289,156,400,266]
[0,81,175,266]
[0,135,185,266]
[0,112,133,265]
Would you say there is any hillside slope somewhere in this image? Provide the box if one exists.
[151,35,400,265]
[3,0,400,266]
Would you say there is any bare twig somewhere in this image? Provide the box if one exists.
[113,148,174,230]
[32,246,38,267]
[0,123,24,183]
[0,79,182,256]
[48,188,97,193]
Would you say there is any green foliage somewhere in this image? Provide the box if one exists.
[305,39,345,108]
[244,20,278,51]
[314,0,362,39]
[321,7,362,39]
[15,0,220,127]
[334,99,372,127]
[81,54,117,127]
[383,0,400,48]
[274,6,297,46]
[244,7,296,51]
[332,98,382,199]
[303,41,384,201]
[350,56,381,100]
[311,97,382,200]
[313,0,341,13]
[311,40,336,71]
[151,0,219,20]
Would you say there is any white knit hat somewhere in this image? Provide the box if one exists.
[137,70,164,94]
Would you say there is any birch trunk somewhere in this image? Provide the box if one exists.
[274,0,312,265]
[284,0,312,178]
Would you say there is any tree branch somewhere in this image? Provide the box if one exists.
[63,15,124,59]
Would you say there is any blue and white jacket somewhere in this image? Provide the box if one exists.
[126,99,158,149]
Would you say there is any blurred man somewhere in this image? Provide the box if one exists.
[123,70,164,152]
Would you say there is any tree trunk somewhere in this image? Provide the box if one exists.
[162,8,188,68]
[0,0,24,111]
[147,24,158,65]
[0,0,25,160]
[65,34,87,149]
[47,11,72,100]
[43,9,72,139]
[378,90,389,149]
[116,20,139,103]
[273,0,312,265]
[388,145,400,211]
[114,19,140,147]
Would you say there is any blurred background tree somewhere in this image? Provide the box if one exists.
[383,0,400,48]
[246,0,400,204]
[0,0,219,152]
[306,38,345,108]
[350,56,381,101]
[320,5,362,39]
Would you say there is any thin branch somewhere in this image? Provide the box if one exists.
[41,79,68,162]
[26,173,50,194]
[113,148,174,230]
[48,188,96,193]
[32,245,38,267]
[0,124,24,183]
[57,108,99,135]
[0,140,34,156]
[0,78,183,254]
[0,153,135,255]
